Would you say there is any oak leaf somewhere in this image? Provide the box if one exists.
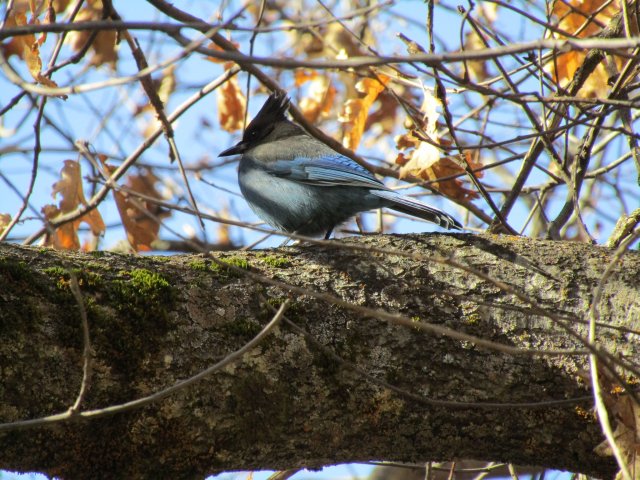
[217,75,246,133]
[464,30,489,82]
[396,91,480,201]
[294,69,318,86]
[547,0,632,98]
[339,75,389,150]
[67,0,118,68]
[298,74,336,123]
[0,214,11,235]
[102,159,170,252]
[42,160,105,250]
[1,9,59,89]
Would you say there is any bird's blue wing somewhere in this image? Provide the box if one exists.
[267,154,386,189]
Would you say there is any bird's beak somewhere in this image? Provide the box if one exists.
[219,141,248,157]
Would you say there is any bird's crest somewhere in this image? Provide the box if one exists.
[241,91,291,144]
[252,91,290,124]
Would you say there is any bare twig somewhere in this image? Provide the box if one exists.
[67,272,92,413]
[23,67,240,245]
[588,229,640,480]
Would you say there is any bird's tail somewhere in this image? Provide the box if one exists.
[372,190,462,230]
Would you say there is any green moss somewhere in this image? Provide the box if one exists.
[98,268,175,377]
[42,266,103,291]
[43,266,67,277]
[1,258,177,386]
[88,250,106,258]
[129,268,170,292]
[110,269,173,318]
[408,316,429,331]
[82,271,103,288]
[210,256,250,279]
[266,297,286,308]
[220,257,249,270]
[188,259,208,271]
[259,255,291,268]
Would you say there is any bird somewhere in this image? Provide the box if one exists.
[219,91,462,239]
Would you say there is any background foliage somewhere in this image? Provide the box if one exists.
[2,0,638,251]
[1,0,639,478]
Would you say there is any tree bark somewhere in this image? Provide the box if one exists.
[0,234,638,479]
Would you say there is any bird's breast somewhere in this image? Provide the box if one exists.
[237,156,383,235]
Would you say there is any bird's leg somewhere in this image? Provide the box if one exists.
[324,227,334,240]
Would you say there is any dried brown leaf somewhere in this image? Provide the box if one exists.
[547,0,631,98]
[41,204,81,250]
[324,22,366,59]
[51,159,88,211]
[398,138,442,179]
[299,74,336,123]
[135,65,177,120]
[102,159,170,252]
[396,90,479,201]
[398,147,480,201]
[52,0,71,13]
[217,76,247,133]
[464,30,489,82]
[215,205,232,247]
[397,89,442,180]
[294,69,318,86]
[339,75,389,150]
[365,92,399,134]
[156,64,176,105]
[67,1,118,68]
[0,214,12,235]
[37,0,56,47]
[1,10,60,90]
[42,160,105,250]
[395,131,421,151]
[111,191,157,252]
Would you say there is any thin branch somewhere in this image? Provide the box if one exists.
[23,67,240,245]
[588,229,640,480]
[67,272,92,413]
[0,96,46,242]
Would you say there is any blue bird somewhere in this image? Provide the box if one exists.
[219,91,462,239]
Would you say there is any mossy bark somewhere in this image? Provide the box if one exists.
[1,233,638,479]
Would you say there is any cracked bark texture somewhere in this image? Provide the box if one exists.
[1,233,638,479]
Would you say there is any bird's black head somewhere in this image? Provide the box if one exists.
[219,91,291,157]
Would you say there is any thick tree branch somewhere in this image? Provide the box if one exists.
[1,234,638,479]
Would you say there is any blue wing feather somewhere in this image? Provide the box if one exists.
[267,155,386,189]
